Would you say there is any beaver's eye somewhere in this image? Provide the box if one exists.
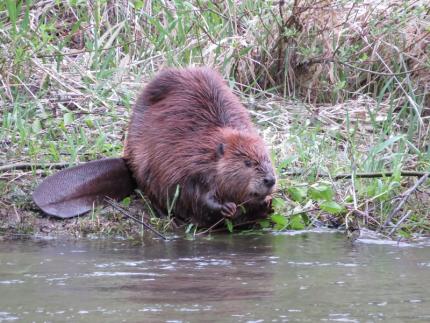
[244,160,252,167]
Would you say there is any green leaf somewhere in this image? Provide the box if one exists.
[225,219,233,233]
[6,0,18,34]
[289,214,305,230]
[277,157,296,170]
[398,229,411,239]
[272,197,286,211]
[301,212,310,226]
[259,219,271,229]
[32,119,42,133]
[370,135,404,155]
[49,142,59,162]
[309,182,334,201]
[239,46,252,56]
[85,118,95,128]
[319,200,345,215]
[134,0,144,10]
[71,21,81,34]
[288,186,308,202]
[271,214,288,230]
[63,112,74,126]
[121,197,131,207]
[334,80,346,91]
[239,204,247,214]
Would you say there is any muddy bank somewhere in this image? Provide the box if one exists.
[0,176,152,239]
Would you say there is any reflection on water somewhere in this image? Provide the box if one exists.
[0,231,429,322]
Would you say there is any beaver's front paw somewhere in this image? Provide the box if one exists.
[221,202,237,218]
[262,195,272,207]
[261,195,274,213]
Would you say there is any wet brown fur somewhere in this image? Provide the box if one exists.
[124,67,275,226]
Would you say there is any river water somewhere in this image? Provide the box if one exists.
[0,231,429,322]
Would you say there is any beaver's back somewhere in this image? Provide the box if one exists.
[131,67,253,131]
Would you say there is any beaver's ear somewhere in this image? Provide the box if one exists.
[216,143,225,159]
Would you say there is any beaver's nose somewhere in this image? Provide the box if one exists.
[263,176,276,188]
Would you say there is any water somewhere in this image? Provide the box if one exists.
[0,231,429,322]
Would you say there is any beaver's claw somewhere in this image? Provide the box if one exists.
[221,202,237,218]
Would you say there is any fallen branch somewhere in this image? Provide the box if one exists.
[333,171,429,180]
[0,162,73,172]
[104,197,168,240]
[283,170,429,180]
[388,210,413,237]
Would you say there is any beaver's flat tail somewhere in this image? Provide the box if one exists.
[33,158,135,218]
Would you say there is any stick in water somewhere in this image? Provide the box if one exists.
[104,196,168,240]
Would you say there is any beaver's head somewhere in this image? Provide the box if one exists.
[215,129,276,203]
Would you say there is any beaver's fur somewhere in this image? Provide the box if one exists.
[125,67,276,226]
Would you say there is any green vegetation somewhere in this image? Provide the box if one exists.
[0,0,429,239]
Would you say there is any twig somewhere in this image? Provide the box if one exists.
[288,207,318,218]
[382,174,429,229]
[0,162,73,172]
[282,170,430,180]
[195,218,225,236]
[202,219,261,234]
[297,57,427,76]
[35,37,144,58]
[347,207,380,226]
[104,197,168,240]
[388,210,412,237]
[333,171,429,180]
[339,60,427,76]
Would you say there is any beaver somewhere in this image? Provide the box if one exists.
[33,67,275,227]
[124,67,276,226]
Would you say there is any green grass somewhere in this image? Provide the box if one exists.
[0,0,429,239]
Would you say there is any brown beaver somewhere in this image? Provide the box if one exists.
[33,67,275,228]
[124,67,276,226]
